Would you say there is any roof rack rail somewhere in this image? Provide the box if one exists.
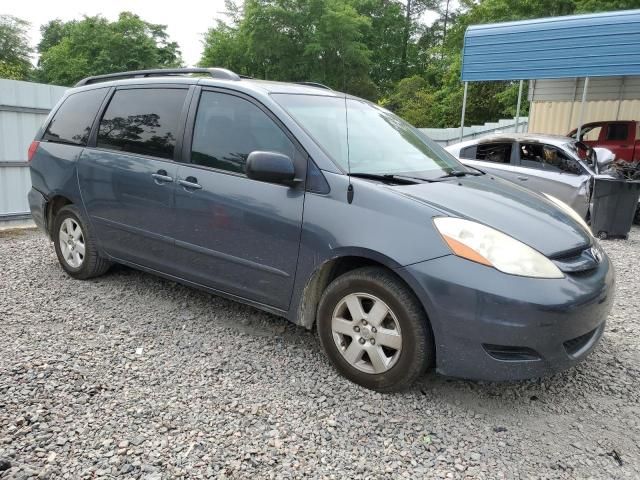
[295,82,333,90]
[74,67,241,87]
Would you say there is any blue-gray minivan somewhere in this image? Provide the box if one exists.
[28,68,614,391]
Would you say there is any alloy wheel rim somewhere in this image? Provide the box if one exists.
[331,293,402,374]
[59,218,85,268]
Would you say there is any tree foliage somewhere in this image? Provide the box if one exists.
[199,0,640,126]
[3,1,639,128]
[385,0,640,127]
[0,15,32,80]
[200,0,381,98]
[37,12,183,86]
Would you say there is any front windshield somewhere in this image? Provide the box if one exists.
[273,94,467,178]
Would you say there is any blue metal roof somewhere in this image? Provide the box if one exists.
[461,9,640,81]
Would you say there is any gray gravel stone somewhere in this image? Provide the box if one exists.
[1,227,639,479]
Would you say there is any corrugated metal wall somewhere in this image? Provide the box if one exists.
[529,77,640,102]
[0,79,67,219]
[528,76,640,135]
[529,100,640,135]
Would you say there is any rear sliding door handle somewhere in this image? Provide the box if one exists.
[152,171,173,183]
[517,176,528,181]
[178,177,202,190]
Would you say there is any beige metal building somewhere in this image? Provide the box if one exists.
[528,76,640,135]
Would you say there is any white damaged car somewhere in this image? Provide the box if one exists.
[446,133,617,220]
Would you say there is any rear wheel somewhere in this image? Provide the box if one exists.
[53,204,111,279]
[317,267,433,392]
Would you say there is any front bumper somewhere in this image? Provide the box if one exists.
[400,252,615,381]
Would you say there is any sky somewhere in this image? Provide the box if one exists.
[4,0,229,67]
[5,0,443,68]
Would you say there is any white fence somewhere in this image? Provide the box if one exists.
[420,117,529,146]
[0,79,67,221]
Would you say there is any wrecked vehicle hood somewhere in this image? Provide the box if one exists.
[391,175,592,257]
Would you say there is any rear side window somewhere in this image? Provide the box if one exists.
[97,88,188,159]
[43,88,107,146]
[606,124,628,141]
[191,91,295,174]
[476,143,511,163]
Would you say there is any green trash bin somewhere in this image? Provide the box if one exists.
[590,178,640,239]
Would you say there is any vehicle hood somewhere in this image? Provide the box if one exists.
[390,175,592,257]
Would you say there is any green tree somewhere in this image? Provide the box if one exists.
[37,12,182,86]
[352,0,409,93]
[37,19,75,54]
[200,0,640,127]
[399,0,438,77]
[0,15,32,80]
[200,0,378,98]
[575,0,640,12]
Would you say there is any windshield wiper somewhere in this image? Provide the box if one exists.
[349,172,427,184]
[350,169,483,184]
[434,169,483,180]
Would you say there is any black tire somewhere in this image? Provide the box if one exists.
[317,267,434,392]
[634,205,640,225]
[53,204,111,279]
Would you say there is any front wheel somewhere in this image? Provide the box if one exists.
[53,204,111,279]
[317,267,434,392]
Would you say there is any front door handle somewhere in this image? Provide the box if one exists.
[152,170,173,183]
[178,177,202,190]
[517,176,528,181]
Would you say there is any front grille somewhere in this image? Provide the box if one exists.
[563,328,598,356]
[551,245,600,274]
[483,344,541,361]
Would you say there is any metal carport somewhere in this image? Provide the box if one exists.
[459,9,640,141]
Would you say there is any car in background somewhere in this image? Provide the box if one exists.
[446,133,615,220]
[568,120,640,163]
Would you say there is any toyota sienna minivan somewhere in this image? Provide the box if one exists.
[28,68,614,391]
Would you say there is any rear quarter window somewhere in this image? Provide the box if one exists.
[42,88,108,146]
[476,143,512,163]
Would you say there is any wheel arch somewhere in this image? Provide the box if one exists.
[294,249,432,333]
[46,194,74,237]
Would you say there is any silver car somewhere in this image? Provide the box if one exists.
[446,134,614,219]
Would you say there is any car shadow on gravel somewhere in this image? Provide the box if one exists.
[22,228,635,411]
[107,263,621,410]
[0,228,30,238]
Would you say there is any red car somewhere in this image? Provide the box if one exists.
[569,120,640,163]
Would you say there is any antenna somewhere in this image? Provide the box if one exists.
[341,47,354,204]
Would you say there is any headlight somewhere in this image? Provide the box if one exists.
[543,193,592,236]
[433,217,564,279]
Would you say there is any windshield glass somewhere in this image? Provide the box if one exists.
[273,94,466,178]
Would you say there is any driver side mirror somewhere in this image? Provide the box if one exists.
[246,151,301,186]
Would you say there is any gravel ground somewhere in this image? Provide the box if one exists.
[0,227,639,480]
